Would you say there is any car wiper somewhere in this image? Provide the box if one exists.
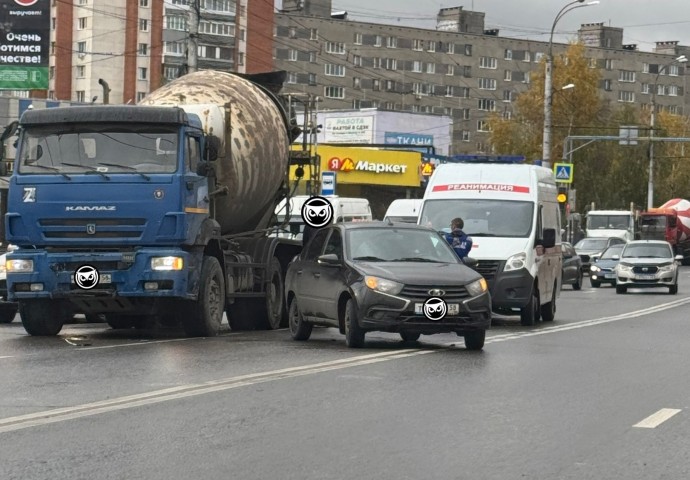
[29,164,71,180]
[352,256,388,262]
[390,257,444,263]
[97,162,151,181]
[61,162,110,180]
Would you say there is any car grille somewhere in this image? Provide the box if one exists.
[475,260,501,282]
[598,267,614,273]
[632,266,659,274]
[39,218,146,240]
[399,284,470,302]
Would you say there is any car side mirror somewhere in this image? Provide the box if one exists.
[317,253,341,266]
[612,254,620,260]
[541,228,556,249]
[675,255,683,261]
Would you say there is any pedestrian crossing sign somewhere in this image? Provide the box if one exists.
[553,163,573,184]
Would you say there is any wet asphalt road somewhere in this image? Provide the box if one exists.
[2,271,690,480]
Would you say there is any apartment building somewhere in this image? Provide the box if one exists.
[274,1,689,155]
[45,0,273,104]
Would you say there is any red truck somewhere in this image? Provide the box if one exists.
[638,198,690,265]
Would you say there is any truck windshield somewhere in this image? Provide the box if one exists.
[420,199,534,238]
[640,215,666,232]
[587,215,631,230]
[18,124,179,175]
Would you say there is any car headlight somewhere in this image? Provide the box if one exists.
[151,256,184,271]
[504,252,526,272]
[466,277,488,297]
[658,262,675,272]
[590,265,601,272]
[617,263,632,273]
[6,258,33,273]
[364,276,403,295]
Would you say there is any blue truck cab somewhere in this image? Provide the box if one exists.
[4,105,224,335]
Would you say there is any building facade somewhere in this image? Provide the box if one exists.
[274,1,689,155]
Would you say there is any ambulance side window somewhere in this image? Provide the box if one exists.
[536,205,544,241]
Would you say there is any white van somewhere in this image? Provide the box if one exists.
[274,195,373,238]
[383,199,423,224]
[419,162,562,326]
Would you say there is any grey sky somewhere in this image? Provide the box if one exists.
[279,1,690,53]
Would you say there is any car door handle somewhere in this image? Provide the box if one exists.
[313,272,321,278]
[296,270,303,275]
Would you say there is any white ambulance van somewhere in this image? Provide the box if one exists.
[383,199,423,223]
[274,195,373,239]
[419,162,562,326]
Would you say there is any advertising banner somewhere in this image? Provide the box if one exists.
[0,0,50,90]
[324,116,374,144]
[384,131,434,153]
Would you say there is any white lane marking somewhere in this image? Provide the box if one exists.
[0,356,13,359]
[633,408,682,428]
[0,349,434,434]
[73,332,244,351]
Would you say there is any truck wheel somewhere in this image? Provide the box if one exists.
[344,298,365,348]
[182,256,226,337]
[0,304,18,323]
[464,330,486,351]
[520,286,539,326]
[257,257,284,330]
[540,284,557,322]
[400,331,421,342]
[19,300,69,336]
[288,296,312,341]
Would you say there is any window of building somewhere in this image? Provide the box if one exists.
[446,64,454,76]
[238,52,244,65]
[459,87,470,98]
[477,120,490,132]
[479,57,497,69]
[605,58,613,70]
[49,66,55,79]
[476,142,488,153]
[524,52,531,62]
[139,0,148,6]
[603,79,611,91]
[618,91,635,103]
[165,16,186,31]
[619,70,635,82]
[462,131,470,142]
[426,62,435,74]
[78,0,87,4]
[138,43,148,55]
[354,33,362,45]
[77,17,87,30]
[325,64,345,76]
[463,65,472,77]
[375,35,382,47]
[504,49,512,60]
[641,83,650,94]
[138,67,147,80]
[326,42,345,54]
[77,41,86,53]
[288,49,298,61]
[285,72,297,84]
[465,44,472,56]
[384,58,397,70]
[199,21,235,37]
[288,27,297,38]
[48,90,55,99]
[324,86,345,99]
[643,63,649,73]
[309,51,316,63]
[201,0,235,12]
[353,55,362,67]
[51,17,56,30]
[372,79,380,91]
[446,42,454,54]
[503,110,512,119]
[76,91,85,102]
[668,85,679,96]
[478,99,496,111]
[478,78,496,90]
[427,41,436,52]
[412,61,422,73]
[669,65,680,76]
[372,57,381,69]
[310,28,318,40]
[353,77,361,89]
[308,73,316,86]
[137,92,146,102]
[504,70,512,81]
[657,84,665,95]
[164,66,179,80]
[413,39,424,51]
[165,42,185,55]
[76,65,85,78]
[387,36,397,48]
[385,79,395,91]
[139,19,149,31]
[503,90,513,102]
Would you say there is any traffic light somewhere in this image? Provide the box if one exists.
[557,186,568,204]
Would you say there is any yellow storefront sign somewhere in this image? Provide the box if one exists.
[289,146,423,187]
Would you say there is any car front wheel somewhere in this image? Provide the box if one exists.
[464,330,485,351]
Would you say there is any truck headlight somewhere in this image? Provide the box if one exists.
[6,259,33,273]
[504,252,526,272]
[365,276,403,295]
[466,278,488,297]
[151,257,184,271]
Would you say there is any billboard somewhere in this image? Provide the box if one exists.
[324,116,374,143]
[0,0,50,90]
[384,131,435,153]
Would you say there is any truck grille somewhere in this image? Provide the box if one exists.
[399,284,470,302]
[475,260,501,282]
[632,266,659,274]
[39,218,146,240]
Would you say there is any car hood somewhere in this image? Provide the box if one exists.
[576,248,605,256]
[618,258,674,266]
[592,259,619,269]
[354,261,481,285]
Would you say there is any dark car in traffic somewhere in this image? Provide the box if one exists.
[561,242,583,290]
[284,222,492,350]
[589,243,625,288]
[574,236,626,273]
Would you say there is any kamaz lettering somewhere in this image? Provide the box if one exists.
[65,206,116,211]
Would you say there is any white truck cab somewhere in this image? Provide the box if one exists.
[585,210,636,241]
[383,199,423,223]
[419,162,562,326]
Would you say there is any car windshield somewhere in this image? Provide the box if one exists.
[346,228,459,263]
[587,215,631,230]
[622,244,672,259]
[18,124,179,175]
[575,238,608,250]
[420,199,534,238]
[600,244,625,259]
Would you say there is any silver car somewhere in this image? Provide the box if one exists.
[614,240,682,294]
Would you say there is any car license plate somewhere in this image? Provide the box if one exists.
[71,273,111,284]
[415,303,460,316]
[635,274,656,280]
[604,273,616,279]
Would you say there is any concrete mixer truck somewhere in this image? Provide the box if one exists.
[2,70,310,337]
[638,198,690,265]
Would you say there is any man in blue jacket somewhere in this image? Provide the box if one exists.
[444,217,473,260]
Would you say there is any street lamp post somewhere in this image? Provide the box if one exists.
[647,54,688,209]
[543,0,599,169]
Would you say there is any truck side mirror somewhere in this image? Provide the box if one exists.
[204,135,220,162]
[196,161,212,177]
[541,228,556,249]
